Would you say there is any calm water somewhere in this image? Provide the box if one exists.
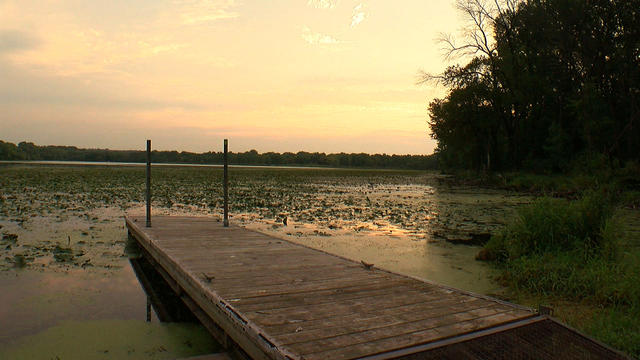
[0,262,147,344]
[0,260,220,359]
[0,160,333,170]
[0,164,532,358]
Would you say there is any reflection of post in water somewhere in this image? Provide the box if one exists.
[146,296,151,322]
[127,235,197,323]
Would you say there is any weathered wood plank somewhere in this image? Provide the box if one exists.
[191,270,388,294]
[244,287,452,326]
[218,273,396,299]
[190,263,362,282]
[125,216,536,360]
[281,303,509,349]
[263,293,481,336]
[301,311,535,360]
[272,299,495,344]
[126,217,297,360]
[234,283,435,313]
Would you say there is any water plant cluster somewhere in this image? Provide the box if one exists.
[0,165,529,273]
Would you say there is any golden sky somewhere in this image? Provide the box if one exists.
[0,0,461,155]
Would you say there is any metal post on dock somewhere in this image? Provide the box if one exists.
[146,139,151,228]
[223,139,229,227]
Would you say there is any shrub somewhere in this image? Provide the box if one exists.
[481,188,639,306]
[484,189,615,262]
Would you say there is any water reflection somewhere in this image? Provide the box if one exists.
[0,237,220,359]
[0,261,147,346]
[128,256,199,323]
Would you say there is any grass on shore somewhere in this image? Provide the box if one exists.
[480,188,640,357]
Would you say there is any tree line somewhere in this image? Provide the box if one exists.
[0,140,437,170]
[426,0,639,172]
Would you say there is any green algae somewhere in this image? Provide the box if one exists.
[0,319,220,359]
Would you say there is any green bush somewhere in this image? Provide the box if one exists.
[481,183,640,356]
[485,190,615,262]
[482,189,640,307]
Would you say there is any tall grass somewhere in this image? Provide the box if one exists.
[486,190,616,263]
[587,306,640,357]
[482,188,640,356]
[484,188,639,305]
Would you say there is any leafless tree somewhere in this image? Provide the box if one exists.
[418,0,521,85]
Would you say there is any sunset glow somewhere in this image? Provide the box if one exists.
[0,0,462,154]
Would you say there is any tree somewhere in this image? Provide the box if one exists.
[424,0,640,171]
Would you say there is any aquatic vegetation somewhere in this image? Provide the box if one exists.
[0,164,531,272]
[52,245,74,263]
[12,254,27,268]
[0,163,537,357]
[2,233,18,243]
[0,319,220,359]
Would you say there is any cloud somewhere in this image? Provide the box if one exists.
[302,26,341,45]
[307,0,339,10]
[0,60,202,110]
[174,0,240,24]
[350,3,367,28]
[0,30,39,54]
[139,42,187,55]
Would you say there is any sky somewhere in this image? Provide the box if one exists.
[0,0,463,155]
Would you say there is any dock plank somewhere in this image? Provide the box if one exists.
[302,310,532,360]
[263,294,484,337]
[272,300,497,344]
[287,306,524,355]
[125,216,536,360]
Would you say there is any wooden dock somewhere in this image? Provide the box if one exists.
[125,216,628,360]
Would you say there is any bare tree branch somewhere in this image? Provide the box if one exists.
[416,70,445,86]
[420,0,524,88]
[441,0,523,61]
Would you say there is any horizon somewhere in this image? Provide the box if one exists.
[2,139,435,157]
[0,0,464,156]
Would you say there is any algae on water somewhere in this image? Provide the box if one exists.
[0,319,220,360]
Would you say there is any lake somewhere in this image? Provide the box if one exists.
[0,164,531,358]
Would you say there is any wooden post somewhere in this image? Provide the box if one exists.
[146,139,151,228]
[223,139,229,227]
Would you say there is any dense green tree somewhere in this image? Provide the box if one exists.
[426,0,640,171]
[0,141,24,160]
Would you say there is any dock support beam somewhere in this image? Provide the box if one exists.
[223,139,229,227]
[146,139,151,228]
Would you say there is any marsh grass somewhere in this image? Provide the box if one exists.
[586,306,640,357]
[483,189,640,356]
[486,190,616,261]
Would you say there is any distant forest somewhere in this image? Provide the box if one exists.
[0,140,438,170]
[426,0,639,172]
